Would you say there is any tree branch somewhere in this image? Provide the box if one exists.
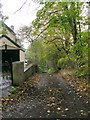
[34,25,49,41]
[14,0,28,14]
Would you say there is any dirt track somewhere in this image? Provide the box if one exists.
[2,73,89,119]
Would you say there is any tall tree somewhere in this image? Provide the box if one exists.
[18,2,88,77]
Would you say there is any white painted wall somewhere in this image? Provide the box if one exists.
[0,37,19,50]
[20,50,25,62]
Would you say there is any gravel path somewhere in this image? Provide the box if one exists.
[2,73,89,119]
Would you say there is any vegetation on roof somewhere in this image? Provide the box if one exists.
[0,20,15,35]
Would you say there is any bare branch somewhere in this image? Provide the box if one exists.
[14,0,28,14]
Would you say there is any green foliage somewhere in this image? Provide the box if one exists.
[24,2,88,79]
[74,64,88,78]
[47,67,56,75]
[2,27,7,34]
[9,86,17,94]
[0,20,8,35]
[26,40,46,72]
[57,58,67,69]
[38,65,47,73]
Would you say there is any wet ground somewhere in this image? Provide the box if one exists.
[2,73,89,119]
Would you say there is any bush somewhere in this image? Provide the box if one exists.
[47,67,56,74]
[9,86,17,94]
[38,65,47,73]
[74,64,88,79]
[57,57,76,69]
[57,58,66,69]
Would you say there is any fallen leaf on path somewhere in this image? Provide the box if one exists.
[47,110,51,113]
[79,96,82,98]
[86,101,88,104]
[80,110,84,112]
[57,107,61,110]
[65,108,69,111]
[61,114,66,117]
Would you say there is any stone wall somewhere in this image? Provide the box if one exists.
[24,64,37,80]
[12,61,24,86]
[12,61,37,86]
